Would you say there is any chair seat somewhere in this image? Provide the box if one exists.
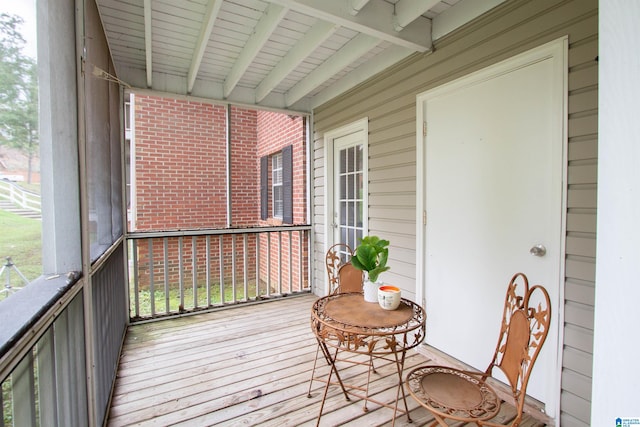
[405,274,551,426]
[406,365,501,421]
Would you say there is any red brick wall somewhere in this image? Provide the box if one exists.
[133,96,228,230]
[229,106,260,226]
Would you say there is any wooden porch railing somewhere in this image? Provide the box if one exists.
[127,226,312,321]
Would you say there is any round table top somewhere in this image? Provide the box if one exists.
[324,293,414,329]
[312,292,425,340]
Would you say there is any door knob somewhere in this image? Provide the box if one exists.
[530,244,547,257]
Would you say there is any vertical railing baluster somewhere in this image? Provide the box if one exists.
[163,237,169,314]
[37,325,56,425]
[243,233,249,300]
[219,235,224,304]
[132,239,140,318]
[256,233,261,298]
[306,229,311,291]
[12,348,36,426]
[231,234,237,302]
[288,230,293,293]
[277,231,283,294]
[148,238,155,316]
[0,378,4,425]
[299,230,305,291]
[192,236,198,308]
[206,235,211,307]
[266,232,271,297]
[178,236,184,311]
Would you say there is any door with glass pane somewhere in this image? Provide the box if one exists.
[333,131,366,252]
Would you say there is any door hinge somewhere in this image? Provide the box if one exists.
[423,121,427,137]
[423,210,427,225]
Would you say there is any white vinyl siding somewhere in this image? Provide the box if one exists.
[311,0,597,425]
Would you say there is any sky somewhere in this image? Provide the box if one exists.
[0,0,37,59]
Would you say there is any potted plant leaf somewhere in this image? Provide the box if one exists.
[351,235,390,302]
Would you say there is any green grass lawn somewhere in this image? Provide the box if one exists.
[132,280,269,318]
[0,209,42,290]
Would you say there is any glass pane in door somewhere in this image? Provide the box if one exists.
[336,142,364,252]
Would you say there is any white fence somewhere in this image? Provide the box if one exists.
[0,179,41,213]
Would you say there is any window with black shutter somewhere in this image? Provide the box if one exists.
[260,145,293,223]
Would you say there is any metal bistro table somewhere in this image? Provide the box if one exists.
[310,292,426,426]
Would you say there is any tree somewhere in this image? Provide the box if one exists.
[0,13,38,184]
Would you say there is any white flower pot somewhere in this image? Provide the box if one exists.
[363,279,381,303]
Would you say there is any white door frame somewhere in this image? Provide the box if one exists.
[415,38,568,420]
[324,118,369,290]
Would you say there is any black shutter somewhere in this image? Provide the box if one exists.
[260,155,268,220]
[282,145,293,224]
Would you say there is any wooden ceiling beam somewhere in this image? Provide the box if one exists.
[349,0,371,15]
[223,4,288,98]
[187,0,224,94]
[143,0,152,88]
[393,0,440,31]
[285,33,379,107]
[265,0,432,52]
[255,21,337,103]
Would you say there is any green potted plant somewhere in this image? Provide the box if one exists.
[351,235,390,302]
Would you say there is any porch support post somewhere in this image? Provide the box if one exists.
[592,1,640,424]
[226,104,232,227]
[38,0,82,274]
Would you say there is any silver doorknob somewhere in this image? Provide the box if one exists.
[530,244,547,257]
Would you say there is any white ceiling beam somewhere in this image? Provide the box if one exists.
[310,46,414,109]
[265,0,432,52]
[143,0,152,88]
[187,0,224,94]
[432,0,507,40]
[392,0,441,31]
[255,21,337,103]
[285,33,379,107]
[223,4,288,98]
[349,0,371,15]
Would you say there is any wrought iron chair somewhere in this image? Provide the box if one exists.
[307,243,365,398]
[324,243,355,294]
[334,262,364,293]
[405,272,551,427]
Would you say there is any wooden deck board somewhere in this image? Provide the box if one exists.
[107,294,547,427]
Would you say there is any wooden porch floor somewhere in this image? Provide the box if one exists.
[107,293,547,426]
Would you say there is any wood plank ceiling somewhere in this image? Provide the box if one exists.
[95,0,506,112]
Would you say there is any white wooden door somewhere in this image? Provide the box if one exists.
[418,39,566,417]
